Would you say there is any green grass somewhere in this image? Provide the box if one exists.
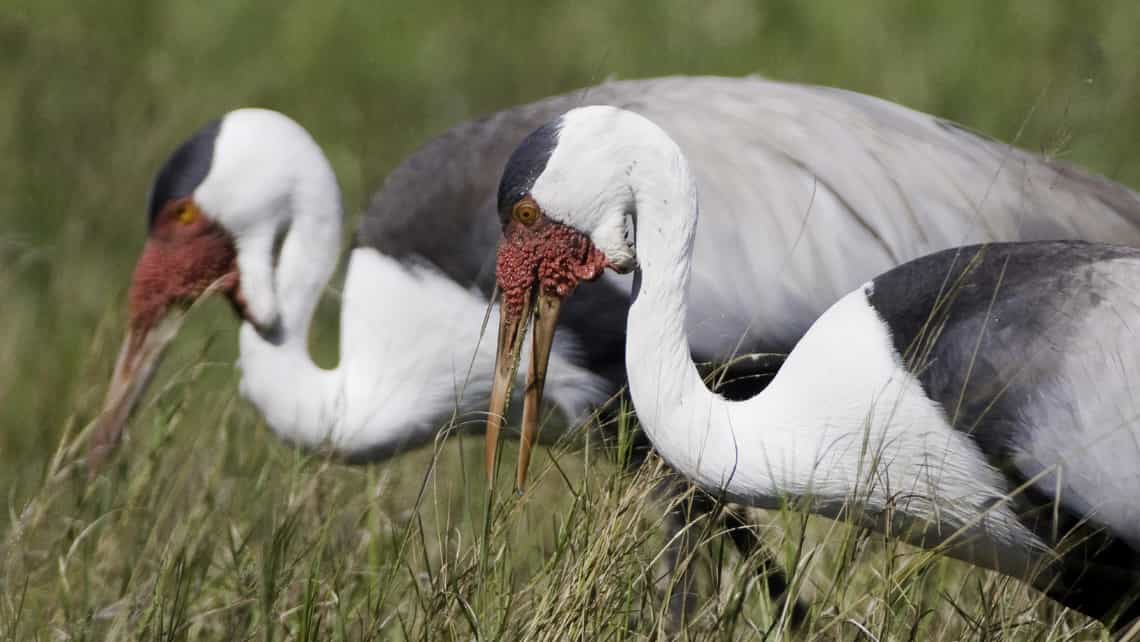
[3,1,1139,639]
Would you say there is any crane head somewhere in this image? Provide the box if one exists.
[88,125,243,474]
[486,107,648,491]
[89,109,322,475]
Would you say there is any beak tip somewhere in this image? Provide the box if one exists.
[85,447,109,481]
[85,416,123,477]
[485,282,563,496]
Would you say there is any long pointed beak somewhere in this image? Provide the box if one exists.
[484,287,564,492]
[516,290,561,490]
[486,287,534,486]
[487,213,608,491]
[87,313,185,475]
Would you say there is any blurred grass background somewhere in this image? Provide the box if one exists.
[2,0,1139,639]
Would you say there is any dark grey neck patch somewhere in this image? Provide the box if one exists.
[867,241,1134,365]
[496,118,560,226]
[148,118,222,228]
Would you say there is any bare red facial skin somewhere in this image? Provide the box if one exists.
[127,200,239,339]
[496,217,608,319]
[88,202,240,476]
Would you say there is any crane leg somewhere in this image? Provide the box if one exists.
[653,476,810,633]
[621,423,809,634]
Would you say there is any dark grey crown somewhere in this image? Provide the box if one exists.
[496,117,561,226]
[147,118,222,228]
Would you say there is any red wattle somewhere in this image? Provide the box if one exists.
[128,221,237,333]
[495,219,608,318]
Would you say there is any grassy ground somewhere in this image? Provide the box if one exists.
[3,1,1139,639]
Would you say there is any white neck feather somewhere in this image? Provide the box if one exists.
[233,136,344,453]
[231,125,607,460]
[608,123,1042,571]
[239,244,607,460]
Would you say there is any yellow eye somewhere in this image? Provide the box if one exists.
[175,202,198,225]
[513,199,540,225]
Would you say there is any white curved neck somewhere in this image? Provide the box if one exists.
[620,137,1030,552]
[236,150,609,461]
[622,149,780,498]
[236,148,344,452]
[277,160,342,348]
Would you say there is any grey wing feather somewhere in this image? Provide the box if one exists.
[614,77,1140,357]
[357,75,1140,370]
[869,241,1140,619]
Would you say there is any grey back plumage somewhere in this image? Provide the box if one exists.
[357,75,1140,389]
[868,241,1140,622]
